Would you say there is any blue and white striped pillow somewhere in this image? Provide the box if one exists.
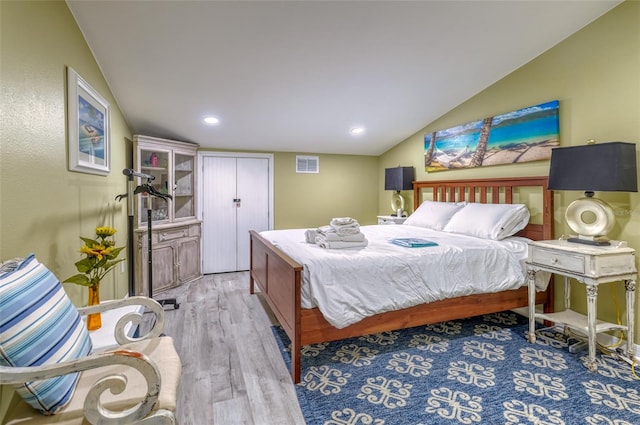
[0,254,93,415]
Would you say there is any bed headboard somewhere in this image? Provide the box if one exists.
[413,176,553,241]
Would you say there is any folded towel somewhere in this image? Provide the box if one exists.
[316,225,334,235]
[330,220,360,231]
[316,232,366,242]
[318,224,361,237]
[330,217,357,226]
[316,238,368,249]
[305,229,317,244]
[330,225,361,236]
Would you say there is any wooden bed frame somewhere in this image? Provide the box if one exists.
[249,176,554,383]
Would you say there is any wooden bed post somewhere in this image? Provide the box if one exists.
[248,230,303,383]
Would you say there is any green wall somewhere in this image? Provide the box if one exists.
[273,152,379,228]
[1,0,133,414]
[379,0,640,343]
[1,0,132,301]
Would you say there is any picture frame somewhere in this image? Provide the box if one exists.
[424,100,559,172]
[67,66,110,175]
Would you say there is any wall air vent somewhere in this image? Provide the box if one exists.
[296,155,319,173]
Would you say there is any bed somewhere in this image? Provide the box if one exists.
[249,176,554,383]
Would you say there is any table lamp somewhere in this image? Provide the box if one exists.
[384,166,415,216]
[548,141,637,246]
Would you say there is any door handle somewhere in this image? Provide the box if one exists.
[233,198,241,207]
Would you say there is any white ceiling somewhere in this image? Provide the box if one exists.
[67,0,621,156]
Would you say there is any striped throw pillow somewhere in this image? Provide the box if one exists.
[0,254,93,415]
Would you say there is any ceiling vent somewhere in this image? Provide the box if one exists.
[296,155,319,173]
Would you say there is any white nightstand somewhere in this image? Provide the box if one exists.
[377,215,406,225]
[526,239,636,371]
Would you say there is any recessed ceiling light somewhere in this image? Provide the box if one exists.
[204,116,220,125]
[350,127,365,135]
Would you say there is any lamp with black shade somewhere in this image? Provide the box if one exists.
[384,166,415,216]
[548,141,638,246]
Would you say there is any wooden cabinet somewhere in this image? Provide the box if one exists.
[135,222,201,296]
[133,135,202,296]
[134,135,198,225]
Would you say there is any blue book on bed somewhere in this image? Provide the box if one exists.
[391,238,438,248]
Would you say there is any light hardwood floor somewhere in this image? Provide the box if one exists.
[152,272,305,424]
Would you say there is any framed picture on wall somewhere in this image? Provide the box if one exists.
[67,66,110,175]
[424,100,559,172]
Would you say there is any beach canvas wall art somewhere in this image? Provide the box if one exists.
[424,100,559,172]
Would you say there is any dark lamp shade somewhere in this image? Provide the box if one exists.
[548,142,638,192]
[385,166,415,191]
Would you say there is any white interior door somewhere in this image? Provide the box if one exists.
[202,156,237,273]
[236,157,269,270]
[201,154,272,274]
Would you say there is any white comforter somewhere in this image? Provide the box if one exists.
[260,225,533,329]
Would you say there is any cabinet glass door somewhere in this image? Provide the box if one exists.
[174,153,195,219]
[140,149,170,223]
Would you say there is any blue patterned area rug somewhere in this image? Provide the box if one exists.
[272,311,640,425]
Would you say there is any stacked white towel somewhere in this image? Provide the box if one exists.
[330,217,358,226]
[314,217,368,249]
[304,229,317,244]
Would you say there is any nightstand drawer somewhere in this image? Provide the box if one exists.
[377,216,406,225]
[531,247,585,274]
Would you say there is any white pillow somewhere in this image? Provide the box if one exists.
[442,203,530,240]
[403,200,466,230]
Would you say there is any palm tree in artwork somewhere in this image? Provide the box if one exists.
[424,131,437,166]
[470,117,493,167]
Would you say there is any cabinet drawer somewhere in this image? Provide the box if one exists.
[531,247,585,274]
[158,227,189,242]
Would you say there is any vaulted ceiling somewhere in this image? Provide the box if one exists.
[67,0,621,155]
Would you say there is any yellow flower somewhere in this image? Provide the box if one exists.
[80,243,113,261]
[95,226,117,238]
[64,226,125,288]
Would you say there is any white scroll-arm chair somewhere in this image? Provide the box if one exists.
[1,255,182,425]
